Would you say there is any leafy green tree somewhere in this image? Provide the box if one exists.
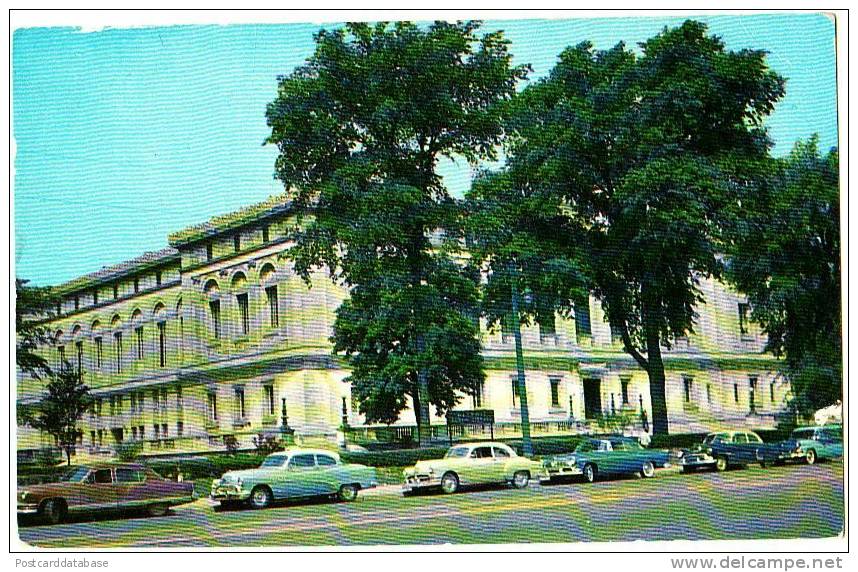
[16,278,57,379]
[466,169,588,455]
[266,21,527,444]
[726,136,840,418]
[25,364,93,465]
[504,21,784,434]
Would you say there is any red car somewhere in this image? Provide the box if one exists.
[17,462,196,524]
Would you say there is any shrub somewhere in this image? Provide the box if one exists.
[252,433,285,456]
[223,435,239,455]
[114,441,143,462]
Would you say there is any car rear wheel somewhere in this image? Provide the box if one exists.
[805,449,817,465]
[440,472,459,494]
[147,503,168,517]
[41,499,66,525]
[641,461,655,478]
[249,485,272,509]
[511,471,530,489]
[715,456,729,472]
[337,484,359,502]
[583,464,597,483]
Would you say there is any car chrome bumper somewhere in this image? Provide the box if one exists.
[17,504,40,515]
[542,466,583,480]
[210,485,250,502]
[680,455,716,468]
[402,475,442,491]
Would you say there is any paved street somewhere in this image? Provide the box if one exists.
[18,462,843,548]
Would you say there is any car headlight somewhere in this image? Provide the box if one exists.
[19,491,29,501]
[677,451,684,459]
[427,468,434,475]
[236,477,243,488]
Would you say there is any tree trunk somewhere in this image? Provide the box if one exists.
[414,335,432,448]
[65,446,72,466]
[645,314,670,436]
[510,272,533,457]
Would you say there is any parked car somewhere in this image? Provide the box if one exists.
[679,430,783,472]
[17,462,196,525]
[210,448,377,509]
[542,436,670,483]
[779,424,843,465]
[402,442,546,494]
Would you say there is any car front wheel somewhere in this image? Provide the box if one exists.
[337,484,359,502]
[440,472,460,494]
[249,485,272,509]
[511,471,530,488]
[41,499,66,525]
[147,503,168,517]
[805,449,817,465]
[641,461,655,478]
[715,456,729,472]
[583,464,597,483]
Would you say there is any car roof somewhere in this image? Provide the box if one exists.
[451,442,513,449]
[78,462,146,471]
[270,448,340,458]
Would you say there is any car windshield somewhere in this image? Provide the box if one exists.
[703,434,724,444]
[446,447,470,458]
[792,429,815,439]
[59,467,91,482]
[821,428,842,441]
[260,455,288,468]
[618,440,644,450]
[574,440,598,453]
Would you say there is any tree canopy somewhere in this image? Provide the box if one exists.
[266,21,527,438]
[726,136,841,417]
[503,20,785,434]
[16,278,57,380]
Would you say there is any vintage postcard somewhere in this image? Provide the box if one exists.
[10,9,845,558]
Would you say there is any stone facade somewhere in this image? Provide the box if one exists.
[16,194,787,460]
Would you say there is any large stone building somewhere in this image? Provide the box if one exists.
[16,194,787,460]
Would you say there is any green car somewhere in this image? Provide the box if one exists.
[543,437,671,483]
[782,424,843,464]
[402,442,547,495]
[210,448,378,509]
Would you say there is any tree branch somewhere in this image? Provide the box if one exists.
[619,320,649,370]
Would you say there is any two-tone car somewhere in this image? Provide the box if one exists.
[679,430,783,472]
[542,436,670,483]
[17,462,196,524]
[210,448,378,509]
[780,424,843,465]
[402,442,547,495]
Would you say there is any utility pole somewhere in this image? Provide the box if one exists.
[510,266,533,457]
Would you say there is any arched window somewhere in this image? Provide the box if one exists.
[154,303,167,368]
[71,326,84,375]
[231,272,249,336]
[259,263,279,328]
[204,279,221,340]
[131,309,144,361]
[111,315,123,374]
[91,320,104,370]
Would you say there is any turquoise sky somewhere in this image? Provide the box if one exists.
[13,13,838,286]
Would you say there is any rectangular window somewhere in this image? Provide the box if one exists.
[153,424,160,440]
[510,376,518,407]
[133,277,140,294]
[574,297,592,343]
[135,327,144,360]
[749,376,758,413]
[112,284,118,300]
[113,332,123,373]
[234,234,241,252]
[161,423,168,437]
[206,242,213,261]
[95,398,102,417]
[137,392,144,413]
[266,286,279,327]
[130,393,137,412]
[734,383,740,404]
[93,290,99,305]
[74,296,80,310]
[176,386,183,411]
[177,421,184,437]
[549,377,561,408]
[539,313,556,342]
[738,303,750,335]
[157,321,166,367]
[94,337,103,369]
[234,387,246,420]
[90,431,96,446]
[115,394,123,415]
[683,376,693,403]
[57,345,65,370]
[209,300,221,339]
[237,293,249,336]
[56,302,61,316]
[707,384,712,403]
[161,387,168,412]
[138,426,144,440]
[472,381,484,409]
[152,389,160,412]
[109,396,116,416]
[75,341,83,375]
[207,391,218,422]
[155,270,162,287]
[262,225,270,243]
[131,426,138,440]
[264,385,275,416]
[620,377,630,405]
[770,382,775,403]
